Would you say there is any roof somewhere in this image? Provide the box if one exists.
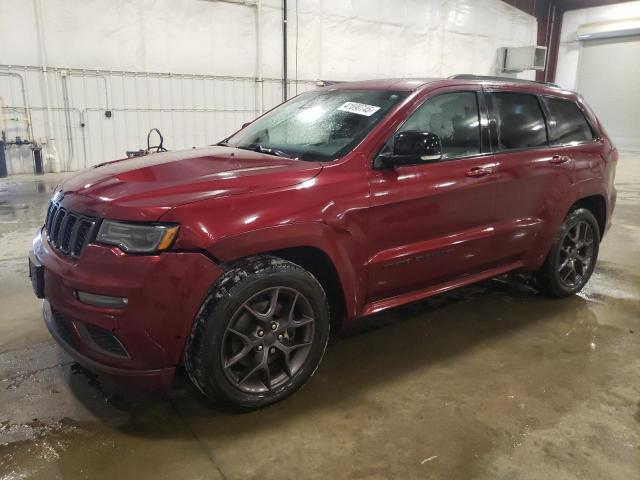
[323,78,441,92]
[323,75,574,97]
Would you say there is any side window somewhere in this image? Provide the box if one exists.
[543,97,594,145]
[488,92,548,151]
[398,92,481,159]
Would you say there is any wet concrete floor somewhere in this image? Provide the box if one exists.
[1,154,639,479]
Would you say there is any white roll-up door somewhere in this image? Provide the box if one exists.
[576,35,640,150]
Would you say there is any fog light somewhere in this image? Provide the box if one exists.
[76,291,128,309]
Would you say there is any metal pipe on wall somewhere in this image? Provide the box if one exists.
[0,64,318,86]
[79,109,88,169]
[216,0,265,116]
[33,0,60,172]
[7,106,86,170]
[0,62,321,173]
[256,0,264,115]
[0,70,34,142]
[70,71,111,111]
[82,107,255,114]
[282,0,288,102]
[60,72,75,171]
[204,0,267,116]
[0,97,6,177]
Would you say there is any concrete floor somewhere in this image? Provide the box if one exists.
[1,153,639,480]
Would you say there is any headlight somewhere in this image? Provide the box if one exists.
[96,221,179,253]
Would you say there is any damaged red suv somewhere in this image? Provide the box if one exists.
[29,76,617,410]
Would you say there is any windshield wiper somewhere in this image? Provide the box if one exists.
[236,143,295,159]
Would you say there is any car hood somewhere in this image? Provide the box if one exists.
[60,146,323,221]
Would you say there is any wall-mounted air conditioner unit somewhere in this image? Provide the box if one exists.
[497,46,547,73]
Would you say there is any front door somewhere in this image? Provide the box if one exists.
[366,88,500,302]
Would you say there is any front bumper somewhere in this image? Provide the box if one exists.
[43,300,176,389]
[33,229,224,390]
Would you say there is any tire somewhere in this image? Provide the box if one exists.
[184,255,330,411]
[535,208,600,298]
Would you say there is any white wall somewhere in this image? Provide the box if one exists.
[555,1,640,90]
[0,0,537,174]
[290,0,537,81]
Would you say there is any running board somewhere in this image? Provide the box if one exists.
[361,261,524,317]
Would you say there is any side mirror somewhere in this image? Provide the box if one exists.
[377,131,442,168]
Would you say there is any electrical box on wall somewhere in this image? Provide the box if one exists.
[498,46,547,73]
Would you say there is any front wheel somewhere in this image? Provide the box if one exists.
[535,208,600,298]
[184,256,330,411]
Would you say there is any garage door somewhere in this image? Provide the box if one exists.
[576,35,640,150]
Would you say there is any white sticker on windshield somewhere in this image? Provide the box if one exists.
[337,102,381,117]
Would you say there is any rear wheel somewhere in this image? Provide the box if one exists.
[184,256,330,411]
[535,208,600,298]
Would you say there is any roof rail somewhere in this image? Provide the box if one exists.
[449,74,560,88]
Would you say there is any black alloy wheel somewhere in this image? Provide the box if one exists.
[535,208,600,298]
[556,220,595,289]
[184,256,330,411]
[222,287,315,393]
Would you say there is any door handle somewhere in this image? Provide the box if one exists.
[466,167,491,177]
[549,155,570,165]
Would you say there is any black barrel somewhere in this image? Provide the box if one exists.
[0,140,7,178]
[33,145,44,175]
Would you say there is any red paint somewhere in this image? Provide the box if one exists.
[32,78,617,389]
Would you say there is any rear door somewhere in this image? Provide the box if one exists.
[487,89,575,263]
[540,95,603,189]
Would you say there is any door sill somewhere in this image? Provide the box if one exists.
[361,261,524,317]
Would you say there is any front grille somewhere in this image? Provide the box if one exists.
[44,201,98,258]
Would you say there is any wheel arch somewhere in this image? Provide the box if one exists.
[264,246,347,333]
[571,194,606,237]
[208,223,361,332]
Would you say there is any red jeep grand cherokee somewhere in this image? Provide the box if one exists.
[29,76,617,410]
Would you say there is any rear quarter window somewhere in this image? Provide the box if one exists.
[542,97,594,145]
